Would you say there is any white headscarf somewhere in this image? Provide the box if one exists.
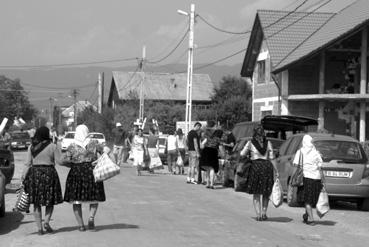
[74,124,89,148]
[300,134,321,159]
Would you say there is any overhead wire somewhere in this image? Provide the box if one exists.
[21,81,95,90]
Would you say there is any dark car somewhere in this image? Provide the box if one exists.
[9,131,31,150]
[275,132,369,211]
[0,141,15,217]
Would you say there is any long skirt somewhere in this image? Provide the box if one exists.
[23,165,63,206]
[199,147,219,173]
[148,148,163,169]
[244,159,274,197]
[132,149,144,167]
[64,163,105,203]
[297,177,322,207]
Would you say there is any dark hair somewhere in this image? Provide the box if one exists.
[212,129,223,138]
[194,122,202,128]
[176,128,183,135]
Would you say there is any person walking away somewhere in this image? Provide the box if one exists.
[293,134,324,226]
[60,124,106,231]
[126,124,139,161]
[199,126,223,189]
[21,126,63,235]
[223,128,236,156]
[50,127,58,144]
[147,127,162,173]
[166,129,178,175]
[186,122,202,184]
[240,125,279,221]
[112,122,127,166]
[176,128,186,175]
[132,128,146,176]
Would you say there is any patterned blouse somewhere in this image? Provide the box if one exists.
[60,141,103,164]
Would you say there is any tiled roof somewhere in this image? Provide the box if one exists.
[111,71,214,101]
[257,9,334,68]
[274,0,369,71]
[62,101,96,117]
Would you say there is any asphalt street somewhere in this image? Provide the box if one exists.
[1,150,369,247]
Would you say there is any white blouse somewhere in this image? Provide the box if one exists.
[293,149,322,180]
[240,140,274,160]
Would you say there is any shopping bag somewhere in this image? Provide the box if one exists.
[291,152,304,187]
[176,155,184,166]
[316,186,330,218]
[13,185,30,213]
[234,158,252,192]
[93,153,120,182]
[270,178,283,207]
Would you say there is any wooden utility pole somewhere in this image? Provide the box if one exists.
[72,89,79,130]
[98,72,104,114]
[139,46,146,121]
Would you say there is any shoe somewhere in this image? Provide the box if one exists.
[43,223,53,233]
[78,226,86,232]
[190,180,198,184]
[206,185,211,189]
[302,213,308,223]
[209,185,215,189]
[261,214,268,221]
[37,229,44,235]
[88,218,95,230]
[186,178,191,184]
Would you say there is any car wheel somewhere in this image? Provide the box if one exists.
[357,198,369,211]
[0,193,5,217]
[287,183,301,207]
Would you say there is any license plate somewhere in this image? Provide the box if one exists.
[18,145,25,148]
[324,170,351,178]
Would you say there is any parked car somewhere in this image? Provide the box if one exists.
[61,131,75,151]
[85,132,106,145]
[275,132,369,211]
[0,141,15,217]
[9,131,31,150]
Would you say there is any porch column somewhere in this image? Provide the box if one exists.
[318,52,326,131]
[360,27,367,142]
[281,70,289,115]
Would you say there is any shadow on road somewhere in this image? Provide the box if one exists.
[315,220,336,226]
[56,223,139,233]
[260,217,294,223]
[0,211,26,235]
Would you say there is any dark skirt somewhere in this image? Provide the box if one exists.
[244,159,274,197]
[297,177,322,207]
[199,147,219,173]
[23,165,63,206]
[64,162,106,203]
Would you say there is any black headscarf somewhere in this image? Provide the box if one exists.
[31,126,52,158]
[251,125,268,155]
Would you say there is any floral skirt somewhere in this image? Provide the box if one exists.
[23,165,63,206]
[244,159,274,197]
[297,177,322,207]
[64,163,106,203]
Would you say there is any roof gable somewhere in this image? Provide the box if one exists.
[111,71,214,101]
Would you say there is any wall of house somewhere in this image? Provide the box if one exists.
[288,56,320,94]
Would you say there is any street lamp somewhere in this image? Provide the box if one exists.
[178,4,195,135]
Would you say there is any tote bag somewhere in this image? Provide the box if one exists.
[270,178,283,207]
[93,153,120,182]
[291,152,304,187]
[316,186,330,218]
[13,185,30,213]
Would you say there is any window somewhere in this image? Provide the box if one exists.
[257,60,266,83]
[261,110,272,118]
[286,136,303,155]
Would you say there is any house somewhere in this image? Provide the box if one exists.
[107,71,214,109]
[241,0,369,141]
[61,100,97,127]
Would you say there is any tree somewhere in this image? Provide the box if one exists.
[0,75,37,124]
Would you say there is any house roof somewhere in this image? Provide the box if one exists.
[242,0,369,76]
[110,71,214,101]
[62,100,96,117]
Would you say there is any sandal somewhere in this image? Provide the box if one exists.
[44,222,53,233]
[78,225,86,232]
[302,213,308,223]
[261,214,268,221]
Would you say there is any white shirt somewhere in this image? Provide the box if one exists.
[240,140,274,160]
[293,149,322,180]
[167,135,177,151]
[176,135,186,149]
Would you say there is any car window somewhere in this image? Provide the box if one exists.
[65,133,75,139]
[89,134,104,139]
[286,136,302,155]
[11,132,30,139]
[314,140,367,163]
[279,138,291,156]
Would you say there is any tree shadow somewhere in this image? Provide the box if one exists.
[56,223,139,233]
[0,211,25,235]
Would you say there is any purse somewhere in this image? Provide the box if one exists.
[93,153,121,182]
[290,151,304,187]
[13,185,30,213]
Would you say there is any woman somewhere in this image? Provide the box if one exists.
[293,134,324,226]
[21,126,63,235]
[147,127,162,173]
[60,124,106,231]
[166,129,178,175]
[176,128,186,175]
[240,125,279,221]
[132,128,146,176]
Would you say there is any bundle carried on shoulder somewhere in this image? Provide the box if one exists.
[93,153,120,182]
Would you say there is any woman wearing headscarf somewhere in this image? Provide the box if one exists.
[293,134,323,226]
[21,126,63,235]
[60,124,106,231]
[131,128,146,176]
[240,125,279,221]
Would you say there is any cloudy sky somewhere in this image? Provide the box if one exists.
[0,0,355,69]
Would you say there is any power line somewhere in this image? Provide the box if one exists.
[21,81,95,90]
[0,88,70,93]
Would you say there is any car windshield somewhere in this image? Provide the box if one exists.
[65,133,75,139]
[314,140,367,163]
[89,134,104,139]
[11,132,29,139]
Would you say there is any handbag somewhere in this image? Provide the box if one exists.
[290,151,304,187]
[316,186,330,218]
[13,185,30,213]
[93,153,121,182]
[270,178,283,208]
[234,156,252,192]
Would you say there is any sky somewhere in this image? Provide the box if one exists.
[0,0,356,68]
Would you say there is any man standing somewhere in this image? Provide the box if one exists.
[186,122,202,184]
[112,122,127,166]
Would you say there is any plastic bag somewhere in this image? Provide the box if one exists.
[270,178,283,207]
[176,155,184,166]
[13,185,30,213]
[93,153,120,182]
[316,186,330,218]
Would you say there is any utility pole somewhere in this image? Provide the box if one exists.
[98,72,104,114]
[48,97,54,124]
[72,89,79,130]
[139,46,146,122]
[179,4,195,135]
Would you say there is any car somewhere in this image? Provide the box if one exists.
[0,141,15,217]
[9,131,31,150]
[61,131,75,151]
[158,135,168,165]
[85,132,106,145]
[275,132,369,211]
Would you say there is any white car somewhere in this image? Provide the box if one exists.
[61,131,75,151]
[85,132,106,145]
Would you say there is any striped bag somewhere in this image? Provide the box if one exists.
[13,186,30,213]
[93,153,120,182]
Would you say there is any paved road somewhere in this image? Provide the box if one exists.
[1,151,369,247]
